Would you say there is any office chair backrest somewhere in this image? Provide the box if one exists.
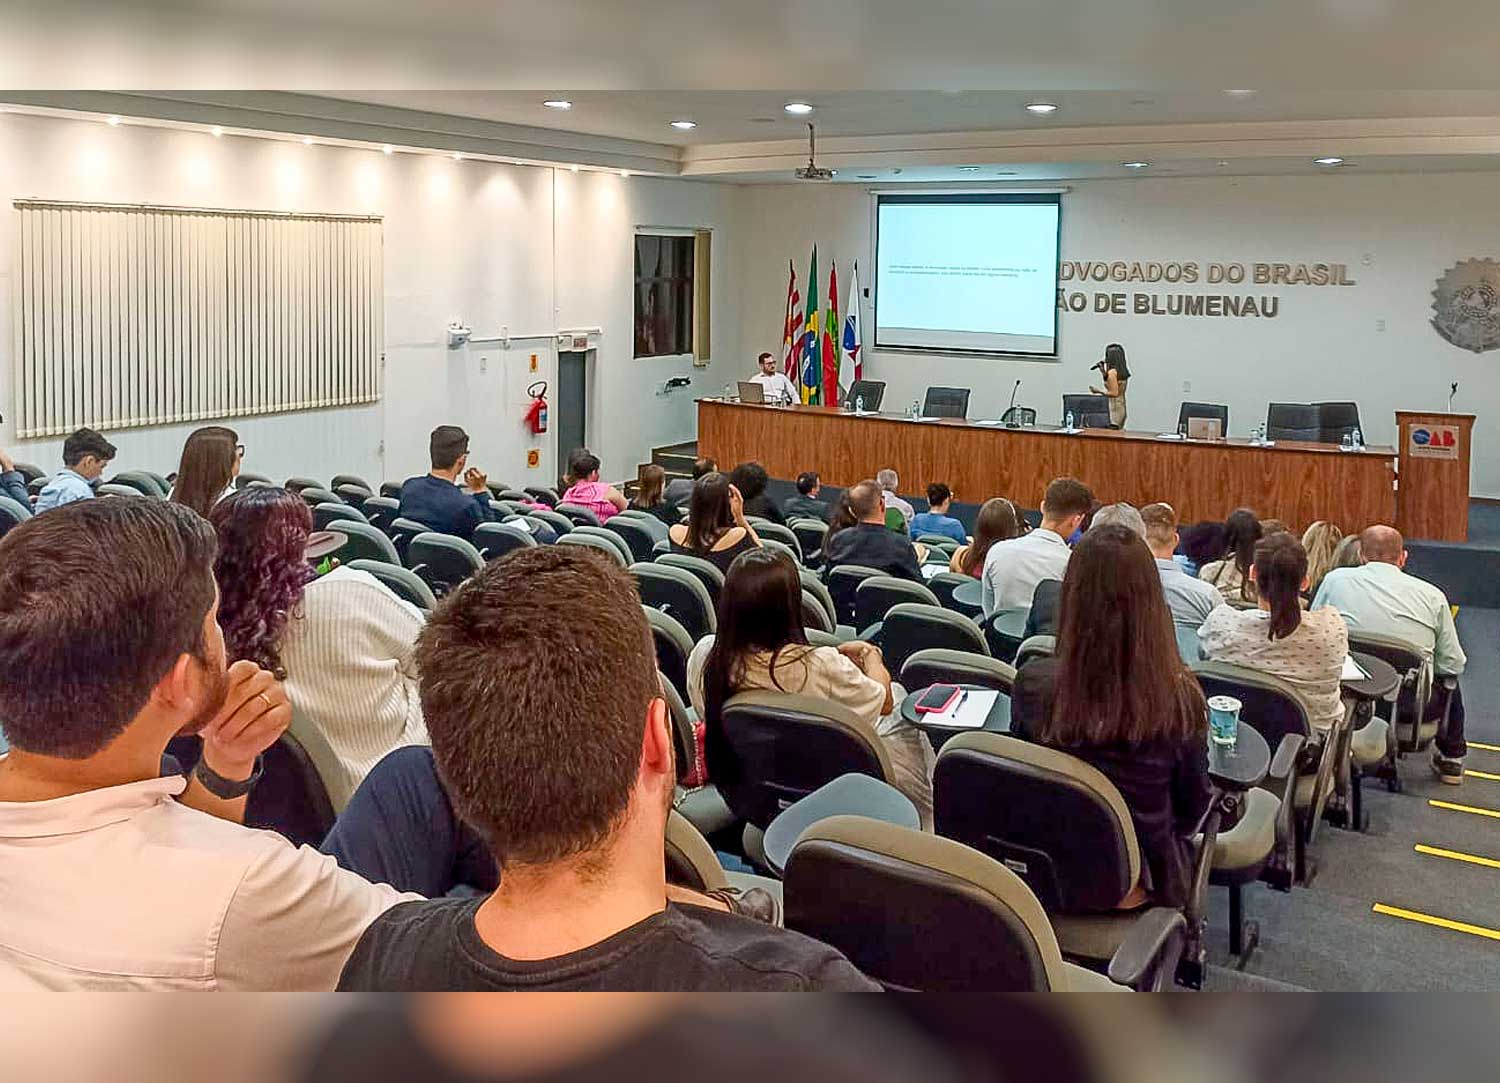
[900,648,1015,695]
[632,562,717,642]
[846,379,886,411]
[927,571,976,612]
[387,516,430,561]
[332,520,401,566]
[788,518,829,564]
[527,508,574,537]
[801,589,835,633]
[313,501,367,532]
[1061,393,1112,429]
[1265,402,1322,442]
[27,476,49,496]
[882,604,989,675]
[644,606,695,703]
[614,508,670,542]
[982,607,1032,662]
[234,471,273,490]
[330,474,372,492]
[656,552,725,605]
[1014,634,1056,671]
[12,462,46,483]
[0,494,33,538]
[1177,401,1229,435]
[569,525,633,565]
[750,521,803,560]
[1191,660,1313,751]
[923,386,971,419]
[361,496,400,532]
[556,502,603,527]
[759,537,800,565]
[1316,401,1363,444]
[717,690,895,829]
[798,568,838,631]
[407,532,484,595]
[495,488,530,503]
[916,534,960,553]
[297,486,343,508]
[334,482,373,507]
[472,521,537,561]
[665,809,730,894]
[826,563,886,625]
[243,731,337,848]
[97,483,146,499]
[284,476,322,493]
[379,481,403,499]
[855,575,942,631]
[109,471,167,498]
[553,532,626,566]
[785,815,1070,991]
[349,559,436,611]
[604,516,663,563]
[934,732,1140,912]
[524,486,561,507]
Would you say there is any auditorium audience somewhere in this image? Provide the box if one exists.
[665,456,715,509]
[1259,518,1290,537]
[0,499,413,989]
[1199,508,1262,606]
[729,461,786,525]
[1141,503,1224,631]
[33,427,117,512]
[398,425,495,540]
[630,464,677,527]
[909,483,967,543]
[210,487,428,810]
[560,448,628,523]
[783,470,828,522]
[1313,525,1468,782]
[981,476,1092,616]
[1198,532,1348,736]
[826,489,859,542]
[337,546,876,991]
[669,471,762,574]
[822,479,924,582]
[1301,520,1344,599]
[1012,524,1212,909]
[877,468,914,529]
[950,497,1024,578]
[1332,532,1364,570]
[688,548,934,827]
[1177,520,1226,578]
[1023,501,1143,637]
[169,426,242,519]
[0,446,31,506]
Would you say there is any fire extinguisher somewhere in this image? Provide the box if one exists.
[525,380,549,435]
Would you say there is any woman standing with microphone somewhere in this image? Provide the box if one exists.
[1089,343,1131,428]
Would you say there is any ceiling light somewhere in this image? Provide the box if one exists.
[995,171,1018,176]
[382,144,394,155]
[1217,159,1230,167]
[569,163,579,173]
[106,115,122,126]
[829,169,838,176]
[957,166,981,173]
[669,120,697,130]
[1024,102,1058,115]
[1122,161,1150,169]
[302,136,314,146]
[210,125,224,138]
[856,174,877,179]
[543,99,573,110]
[620,169,631,177]
[451,152,463,161]
[1224,89,1258,97]
[784,102,814,115]
[1314,156,1344,166]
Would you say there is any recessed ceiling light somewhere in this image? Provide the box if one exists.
[957,166,981,173]
[1122,161,1150,169]
[1217,159,1230,167]
[382,144,394,155]
[106,115,122,126]
[829,169,838,176]
[569,163,580,173]
[784,102,814,115]
[1024,102,1058,115]
[302,136,314,146]
[995,171,1018,176]
[210,125,224,138]
[1314,156,1344,166]
[451,152,463,161]
[669,119,697,130]
[543,100,573,110]
[856,174,877,180]
[1224,89,1258,97]
[620,169,630,177]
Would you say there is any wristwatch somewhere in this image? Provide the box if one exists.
[192,754,264,799]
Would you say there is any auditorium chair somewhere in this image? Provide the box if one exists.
[1061,393,1112,429]
[613,508,670,542]
[97,483,146,499]
[331,521,401,566]
[235,471,273,490]
[633,562,717,643]
[568,525,633,565]
[12,462,45,484]
[1013,634,1056,671]
[556,532,625,565]
[496,488,530,503]
[915,533,960,555]
[854,577,940,640]
[826,564,885,626]
[1177,402,1229,437]
[109,471,167,498]
[0,494,32,539]
[982,607,1032,662]
[361,496,399,533]
[245,731,338,848]
[334,483,373,507]
[297,486,343,508]
[379,481,402,498]
[349,559,436,611]
[784,817,1180,990]
[664,809,731,894]
[525,486,561,507]
[927,571,978,615]
[145,471,172,495]
[527,508,574,538]
[796,568,840,631]
[386,517,429,562]
[657,552,725,605]
[1264,403,1322,442]
[331,473,372,492]
[313,501,367,532]
[788,518,828,567]
[604,516,661,563]
[285,476,322,494]
[556,502,603,527]
[1345,630,1450,764]
[472,521,536,562]
[900,649,1015,697]
[660,677,736,840]
[881,605,988,676]
[748,520,803,561]
[490,500,525,519]
[922,386,971,419]
[645,606,694,704]
[846,379,886,411]
[27,476,48,499]
[934,731,1220,988]
[801,589,835,634]
[1316,401,1363,444]
[759,537,801,565]
[406,532,484,596]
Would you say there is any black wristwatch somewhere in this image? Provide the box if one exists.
[192,754,264,799]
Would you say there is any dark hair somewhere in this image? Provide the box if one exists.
[729,461,769,502]
[701,548,809,784]
[172,426,240,519]
[757,351,774,364]
[962,497,1022,576]
[1218,508,1263,601]
[1179,520,1226,568]
[1045,524,1206,746]
[1255,532,1307,641]
[62,427,116,468]
[691,457,717,479]
[566,448,601,486]
[795,471,820,496]
[1103,343,1131,380]
[926,482,952,508]
[0,499,217,757]
[430,425,470,470]
[415,546,657,867]
[826,490,859,541]
[1042,476,1093,520]
[210,488,315,678]
[633,464,666,509]
[686,472,736,550]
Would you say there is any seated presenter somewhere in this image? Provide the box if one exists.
[750,352,799,405]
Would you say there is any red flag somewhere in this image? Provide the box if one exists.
[821,262,840,406]
[781,260,803,381]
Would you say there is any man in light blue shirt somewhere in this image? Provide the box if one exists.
[1313,524,1468,783]
[909,482,968,544]
[34,428,117,513]
[1142,503,1223,629]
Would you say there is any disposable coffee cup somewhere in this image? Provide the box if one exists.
[1207,695,1241,747]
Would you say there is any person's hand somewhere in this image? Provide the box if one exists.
[1088,385,1102,395]
[837,641,879,665]
[464,467,489,494]
[0,447,14,473]
[198,660,291,781]
[728,484,746,524]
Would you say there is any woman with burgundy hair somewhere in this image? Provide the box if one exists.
[210,487,428,810]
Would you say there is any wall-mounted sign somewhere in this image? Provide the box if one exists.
[1408,423,1461,460]
[1431,259,1500,353]
[1057,258,1358,319]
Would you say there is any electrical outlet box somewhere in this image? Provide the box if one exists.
[1182,380,1191,394]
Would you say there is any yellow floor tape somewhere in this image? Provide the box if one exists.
[1372,903,1500,943]
[1467,769,1500,782]
[1429,799,1500,819]
[1415,844,1500,870]
[1470,742,1500,753]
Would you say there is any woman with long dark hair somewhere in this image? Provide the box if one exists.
[1199,507,1262,605]
[668,471,761,574]
[1198,532,1347,736]
[950,496,1024,578]
[170,425,241,518]
[686,547,933,824]
[211,486,427,809]
[1012,524,1211,908]
[1088,342,1132,428]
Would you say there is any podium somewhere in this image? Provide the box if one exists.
[1395,411,1474,542]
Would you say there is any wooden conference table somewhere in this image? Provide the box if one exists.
[698,399,1397,533]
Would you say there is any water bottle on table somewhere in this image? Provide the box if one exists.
[1064,410,1075,432]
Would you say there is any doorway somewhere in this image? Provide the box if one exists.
[555,350,589,481]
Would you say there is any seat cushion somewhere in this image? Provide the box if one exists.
[1052,910,1139,964]
[1350,718,1390,768]
[1061,961,1129,992]
[1207,787,1278,873]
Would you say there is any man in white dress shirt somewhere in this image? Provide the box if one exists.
[749,352,799,405]
[982,477,1093,616]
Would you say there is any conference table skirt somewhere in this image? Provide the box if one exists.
[698,400,1396,533]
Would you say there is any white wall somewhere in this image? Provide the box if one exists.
[0,112,741,489]
[735,174,1500,498]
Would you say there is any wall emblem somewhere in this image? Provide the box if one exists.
[1432,259,1500,353]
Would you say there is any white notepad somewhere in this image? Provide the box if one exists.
[925,689,999,728]
[1341,655,1370,681]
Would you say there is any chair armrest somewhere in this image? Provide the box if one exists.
[856,620,885,644]
[1106,907,1188,991]
[1184,804,1222,932]
[1268,733,1305,783]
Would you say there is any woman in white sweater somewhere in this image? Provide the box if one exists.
[210,487,428,809]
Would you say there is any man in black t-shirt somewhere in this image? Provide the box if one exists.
[337,545,876,992]
[821,480,925,582]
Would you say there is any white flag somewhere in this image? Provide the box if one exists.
[842,260,864,385]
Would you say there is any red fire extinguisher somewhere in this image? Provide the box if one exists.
[525,380,549,435]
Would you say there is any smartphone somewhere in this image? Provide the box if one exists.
[913,683,961,714]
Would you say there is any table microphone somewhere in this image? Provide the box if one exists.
[1005,379,1022,426]
[1450,382,1459,411]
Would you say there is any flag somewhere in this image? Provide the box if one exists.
[843,260,864,387]
[822,262,841,406]
[801,247,821,404]
[781,260,802,388]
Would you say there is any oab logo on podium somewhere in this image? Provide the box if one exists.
[1409,425,1460,460]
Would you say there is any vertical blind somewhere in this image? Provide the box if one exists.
[13,201,383,439]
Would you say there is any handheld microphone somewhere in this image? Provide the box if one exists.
[1450,382,1459,411]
